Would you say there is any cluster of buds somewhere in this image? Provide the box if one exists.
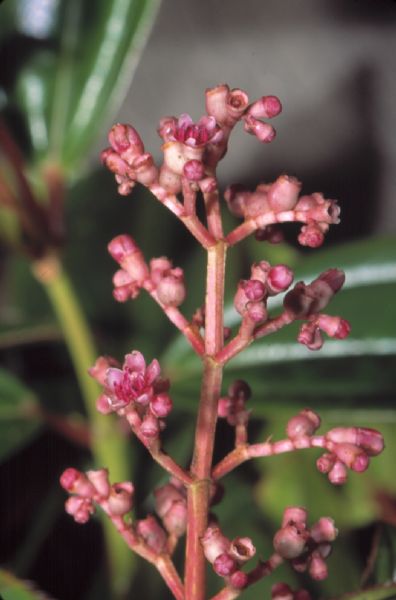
[284,268,351,350]
[60,468,133,523]
[318,426,385,485]
[218,380,252,427]
[201,525,256,589]
[101,124,158,195]
[285,409,385,485]
[108,234,186,308]
[225,177,340,249]
[89,350,172,440]
[271,583,311,600]
[154,478,187,538]
[102,85,282,199]
[273,507,337,580]
[234,260,294,323]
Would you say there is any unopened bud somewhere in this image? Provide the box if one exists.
[267,265,294,294]
[273,525,307,559]
[108,482,134,516]
[156,274,186,307]
[213,553,238,577]
[267,175,301,211]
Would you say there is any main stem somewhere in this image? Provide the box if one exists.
[185,242,227,600]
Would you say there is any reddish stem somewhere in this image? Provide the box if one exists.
[124,409,192,485]
[144,284,205,356]
[104,512,184,600]
[209,553,284,600]
[203,187,224,240]
[185,242,226,600]
[212,435,326,480]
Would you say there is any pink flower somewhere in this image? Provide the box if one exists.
[104,350,161,411]
[159,113,223,148]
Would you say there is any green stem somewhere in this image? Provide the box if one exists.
[32,254,134,598]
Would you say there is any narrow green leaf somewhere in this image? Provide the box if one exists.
[0,569,55,600]
[0,368,43,462]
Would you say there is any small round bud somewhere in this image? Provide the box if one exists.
[282,507,308,528]
[108,482,134,516]
[273,525,307,559]
[150,393,173,418]
[156,274,186,307]
[271,583,293,600]
[228,570,248,589]
[183,159,205,181]
[243,279,266,301]
[213,553,238,577]
[108,235,137,263]
[267,265,294,294]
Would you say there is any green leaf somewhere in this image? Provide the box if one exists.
[335,583,396,600]
[0,368,43,462]
[11,0,160,175]
[0,569,55,600]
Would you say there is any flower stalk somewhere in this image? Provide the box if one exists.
[60,84,385,599]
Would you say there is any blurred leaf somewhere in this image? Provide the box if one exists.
[0,569,55,599]
[0,368,43,462]
[9,0,160,174]
[336,583,396,600]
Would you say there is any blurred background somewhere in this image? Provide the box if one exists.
[0,1,395,599]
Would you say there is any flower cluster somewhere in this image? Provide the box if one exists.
[89,350,172,440]
[284,268,351,350]
[317,426,385,485]
[108,234,186,308]
[225,176,340,249]
[234,260,294,323]
[154,479,187,538]
[273,507,337,580]
[201,525,256,589]
[60,467,133,523]
[286,409,385,484]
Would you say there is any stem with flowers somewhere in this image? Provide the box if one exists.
[60,84,385,599]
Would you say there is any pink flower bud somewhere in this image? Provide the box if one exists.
[243,115,276,143]
[317,315,351,339]
[199,176,217,193]
[140,413,160,438]
[108,123,144,156]
[267,265,294,294]
[108,234,138,263]
[226,88,249,119]
[325,427,384,456]
[96,394,113,414]
[228,570,248,589]
[333,443,368,471]
[201,527,230,564]
[282,507,308,528]
[213,553,238,577]
[150,393,173,418]
[298,323,324,351]
[65,496,94,524]
[273,525,308,559]
[229,537,256,563]
[249,95,282,119]
[89,356,119,386]
[309,554,328,580]
[298,223,325,248]
[271,583,293,600]
[328,460,348,485]
[162,500,187,536]
[247,301,267,323]
[267,175,301,211]
[286,409,321,440]
[316,453,336,474]
[136,515,167,553]
[60,468,96,497]
[310,518,338,543]
[243,279,266,301]
[108,482,134,516]
[156,273,186,307]
[205,84,230,124]
[318,269,345,294]
[183,159,205,181]
[86,469,110,497]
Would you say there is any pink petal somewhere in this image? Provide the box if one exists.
[124,350,146,372]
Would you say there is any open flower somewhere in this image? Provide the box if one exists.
[159,113,223,147]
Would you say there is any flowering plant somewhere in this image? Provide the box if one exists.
[59,84,385,600]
